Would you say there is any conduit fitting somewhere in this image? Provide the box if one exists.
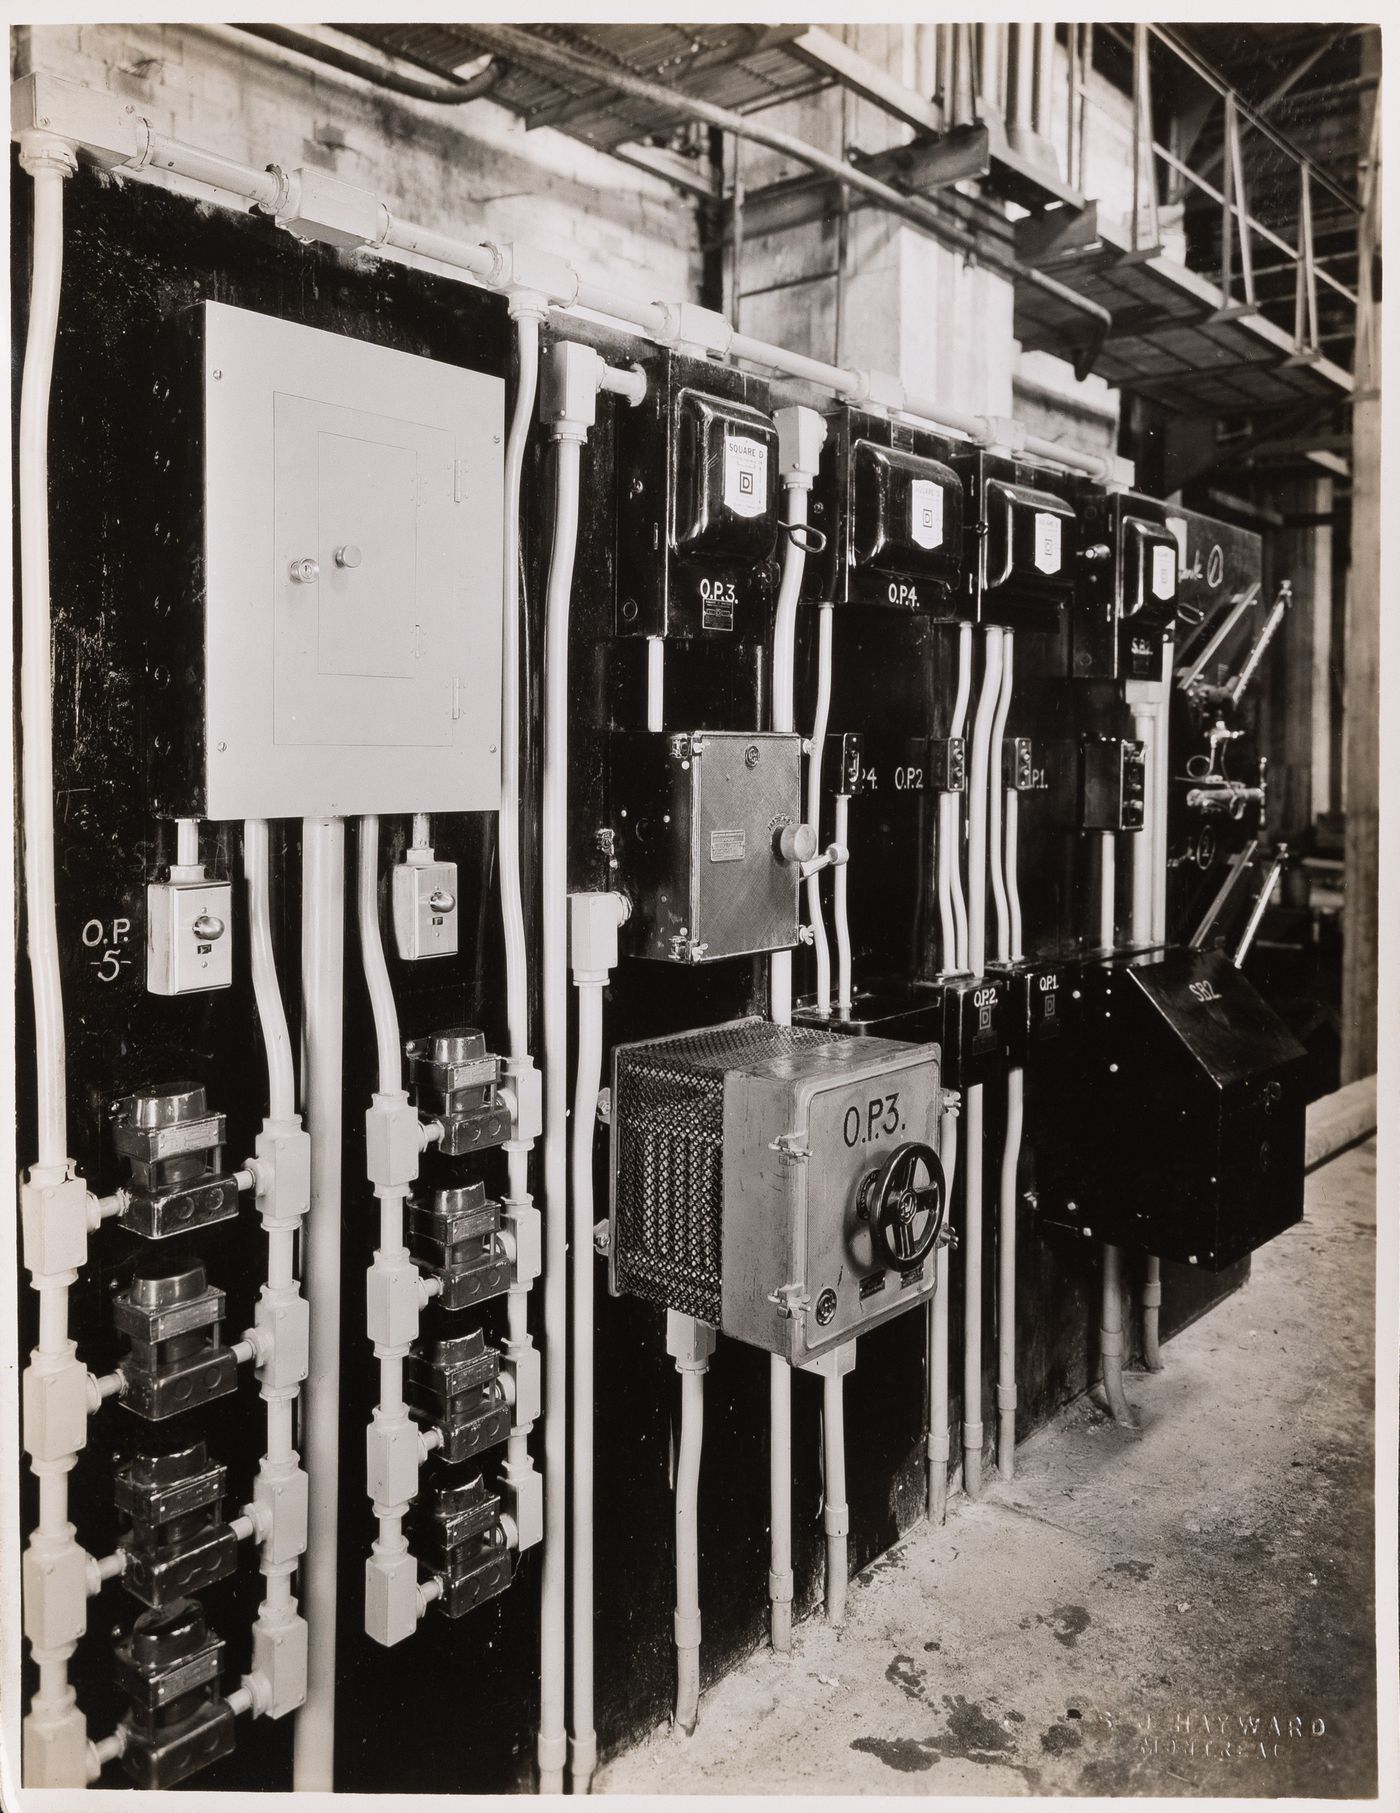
[653,300,732,359]
[482,241,580,308]
[365,1092,428,1191]
[21,1166,91,1279]
[775,403,827,485]
[13,72,144,170]
[24,1525,92,1652]
[508,286,550,325]
[247,1120,312,1228]
[86,1725,128,1780]
[269,164,390,251]
[500,1054,543,1145]
[570,890,630,983]
[243,1599,309,1721]
[844,367,906,415]
[25,1673,89,1790]
[981,415,1029,455]
[17,126,81,182]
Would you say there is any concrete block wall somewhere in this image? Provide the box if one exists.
[15,22,703,309]
[16,22,1122,461]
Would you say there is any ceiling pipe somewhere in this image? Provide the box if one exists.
[235,23,500,107]
[468,23,1111,378]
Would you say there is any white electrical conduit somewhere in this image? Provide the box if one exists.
[43,91,1122,484]
[1130,706,1157,948]
[19,136,72,1173]
[1098,831,1116,954]
[927,1097,960,1523]
[671,1332,711,1732]
[1094,820,1136,1426]
[498,307,543,1599]
[243,820,307,1639]
[1143,641,1175,1371]
[961,629,1004,1501]
[767,470,812,1653]
[997,674,1025,1482]
[17,130,90,1788]
[570,968,605,1790]
[948,622,974,972]
[822,1370,850,1626]
[988,630,1015,964]
[937,793,956,974]
[646,636,665,733]
[996,1066,1023,1479]
[833,794,853,1016]
[806,604,835,1014]
[294,817,345,1791]
[542,423,586,1796]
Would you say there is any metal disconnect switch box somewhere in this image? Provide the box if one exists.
[153,301,504,820]
[610,1019,946,1361]
[610,731,807,962]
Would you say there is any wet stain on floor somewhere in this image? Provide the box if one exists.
[1039,1604,1092,1647]
[1041,1720,1085,1755]
[850,1735,940,1773]
[941,1693,1014,1756]
[885,1654,926,1702]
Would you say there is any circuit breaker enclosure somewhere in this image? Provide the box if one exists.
[151,300,505,819]
[614,346,780,639]
[609,1019,944,1360]
[804,405,965,612]
[1075,489,1183,680]
[1038,949,1307,1267]
[609,730,804,962]
[956,448,1078,626]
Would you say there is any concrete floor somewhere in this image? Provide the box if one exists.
[598,1139,1378,1798]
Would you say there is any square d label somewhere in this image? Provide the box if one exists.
[910,478,944,551]
[1152,542,1178,599]
[724,434,767,519]
[1032,510,1062,574]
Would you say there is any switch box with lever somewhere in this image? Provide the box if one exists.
[609,1018,946,1361]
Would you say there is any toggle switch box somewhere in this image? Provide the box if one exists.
[392,856,459,961]
[146,879,233,996]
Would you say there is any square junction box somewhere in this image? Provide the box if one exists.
[609,730,805,962]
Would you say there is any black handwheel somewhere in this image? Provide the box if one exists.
[857,1142,946,1273]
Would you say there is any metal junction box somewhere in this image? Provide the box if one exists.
[609,1020,945,1361]
[153,301,504,820]
[615,347,780,640]
[1075,490,1182,681]
[609,730,805,962]
[957,450,1078,627]
[805,407,965,613]
[1039,949,1306,1267]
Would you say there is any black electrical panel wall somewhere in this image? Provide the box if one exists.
[804,406,966,613]
[614,346,780,640]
